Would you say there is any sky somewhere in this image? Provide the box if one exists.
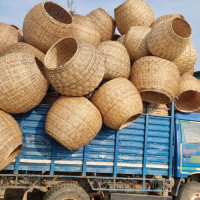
[0,0,200,71]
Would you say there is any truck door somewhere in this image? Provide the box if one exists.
[180,120,200,174]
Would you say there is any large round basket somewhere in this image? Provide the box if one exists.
[0,110,23,171]
[87,8,115,42]
[45,96,102,150]
[23,1,73,53]
[44,37,105,96]
[130,56,180,104]
[124,26,151,62]
[0,53,48,114]
[143,103,169,116]
[97,41,130,80]
[147,18,192,61]
[175,75,200,113]
[114,0,155,35]
[91,78,143,130]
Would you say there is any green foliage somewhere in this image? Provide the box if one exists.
[67,0,76,16]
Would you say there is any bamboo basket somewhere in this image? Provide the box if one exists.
[71,15,100,46]
[143,102,169,116]
[147,18,192,61]
[124,26,151,62]
[0,111,23,171]
[97,41,130,80]
[114,0,155,35]
[0,53,48,114]
[173,42,197,75]
[131,56,180,104]
[44,37,105,96]
[151,14,184,28]
[87,8,115,42]
[23,1,73,53]
[45,96,102,150]
[117,34,126,43]
[175,75,200,112]
[91,78,143,130]
[0,22,23,55]
[10,25,23,41]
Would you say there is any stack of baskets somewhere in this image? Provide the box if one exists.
[0,0,199,170]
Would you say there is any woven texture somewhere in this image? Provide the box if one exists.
[124,26,151,62]
[175,75,200,113]
[0,53,48,114]
[44,37,105,96]
[71,15,100,46]
[114,0,155,35]
[143,103,169,116]
[91,78,143,130]
[117,34,126,43]
[0,110,23,171]
[97,41,130,80]
[147,18,191,61]
[173,42,197,75]
[87,8,115,42]
[23,1,73,53]
[0,22,23,55]
[10,25,23,41]
[46,96,102,150]
[151,14,184,28]
[131,56,180,104]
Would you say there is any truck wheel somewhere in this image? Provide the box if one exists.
[43,182,90,200]
[176,182,200,200]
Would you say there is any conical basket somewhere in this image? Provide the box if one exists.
[23,1,73,53]
[91,78,143,130]
[173,42,197,75]
[147,18,192,61]
[143,102,169,116]
[0,111,23,171]
[124,26,151,62]
[0,53,48,114]
[175,75,200,112]
[131,56,180,104]
[114,0,155,35]
[45,96,102,150]
[44,37,105,96]
[117,34,126,43]
[87,8,115,42]
[97,41,130,80]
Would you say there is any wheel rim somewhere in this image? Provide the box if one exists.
[190,193,200,200]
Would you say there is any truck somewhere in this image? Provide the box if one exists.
[0,100,200,200]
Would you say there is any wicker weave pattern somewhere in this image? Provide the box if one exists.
[131,56,180,104]
[97,41,130,80]
[0,111,23,171]
[44,37,105,96]
[175,75,200,112]
[0,53,48,114]
[46,96,102,150]
[10,25,23,42]
[114,0,155,35]
[87,8,115,42]
[23,1,73,53]
[124,26,151,62]
[143,103,168,116]
[147,18,191,60]
[91,78,143,130]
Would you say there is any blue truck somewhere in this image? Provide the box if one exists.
[0,101,200,200]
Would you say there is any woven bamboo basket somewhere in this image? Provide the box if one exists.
[0,110,23,171]
[87,8,115,42]
[0,22,23,55]
[71,15,100,46]
[23,1,73,53]
[0,53,48,114]
[91,78,143,130]
[114,0,155,35]
[117,34,126,43]
[46,96,102,150]
[10,25,23,41]
[97,41,130,80]
[124,26,151,62]
[147,18,192,61]
[173,42,197,75]
[151,14,184,28]
[175,75,200,112]
[44,37,105,96]
[130,56,180,104]
[143,102,169,116]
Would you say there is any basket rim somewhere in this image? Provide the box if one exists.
[114,0,132,12]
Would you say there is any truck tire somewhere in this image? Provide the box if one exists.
[43,182,90,200]
[176,182,200,200]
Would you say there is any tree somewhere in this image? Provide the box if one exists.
[67,0,76,16]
